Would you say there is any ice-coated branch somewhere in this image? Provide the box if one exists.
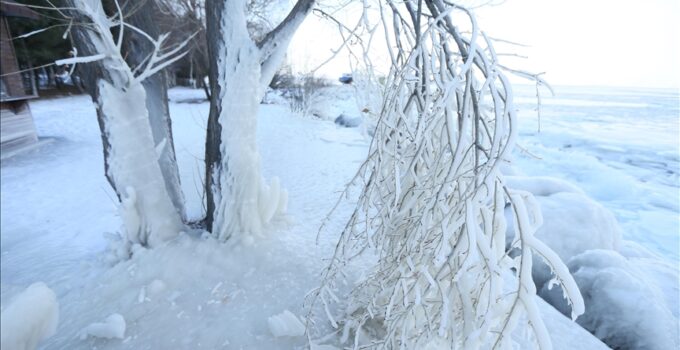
[257,0,315,65]
[308,1,584,349]
[54,53,106,66]
[134,32,196,83]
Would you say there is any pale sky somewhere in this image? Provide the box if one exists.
[474,0,680,89]
[289,0,680,89]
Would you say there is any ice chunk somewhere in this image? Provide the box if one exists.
[81,314,126,340]
[147,279,166,295]
[0,282,59,350]
[267,310,305,337]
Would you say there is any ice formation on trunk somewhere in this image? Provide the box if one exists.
[210,5,283,239]
[67,0,188,246]
[207,0,313,241]
[103,83,184,246]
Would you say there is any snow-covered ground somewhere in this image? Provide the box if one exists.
[1,85,677,349]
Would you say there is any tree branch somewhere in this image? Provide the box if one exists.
[257,0,315,63]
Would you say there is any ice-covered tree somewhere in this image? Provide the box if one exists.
[32,0,314,248]
[62,0,193,247]
[309,1,584,349]
[203,0,315,241]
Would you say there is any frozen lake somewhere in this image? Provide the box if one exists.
[513,85,679,262]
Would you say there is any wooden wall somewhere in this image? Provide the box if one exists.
[1,14,39,159]
[1,16,25,97]
[1,101,38,159]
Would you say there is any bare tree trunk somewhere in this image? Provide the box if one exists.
[204,0,314,238]
[203,0,224,232]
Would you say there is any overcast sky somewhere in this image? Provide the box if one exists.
[289,0,679,89]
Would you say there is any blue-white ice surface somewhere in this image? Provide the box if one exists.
[513,85,679,262]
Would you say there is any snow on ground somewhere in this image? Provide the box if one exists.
[0,85,675,349]
[2,87,370,349]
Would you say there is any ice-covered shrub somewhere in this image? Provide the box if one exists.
[288,74,333,115]
[309,2,584,349]
[0,282,59,350]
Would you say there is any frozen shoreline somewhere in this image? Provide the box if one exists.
[1,86,677,349]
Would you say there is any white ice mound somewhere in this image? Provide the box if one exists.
[505,177,622,263]
[81,313,126,340]
[506,184,623,288]
[267,310,305,337]
[541,250,678,350]
[0,282,59,350]
[534,192,622,260]
[504,175,584,196]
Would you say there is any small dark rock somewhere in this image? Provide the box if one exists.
[334,114,362,128]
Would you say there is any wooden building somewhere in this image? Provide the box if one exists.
[1,1,40,159]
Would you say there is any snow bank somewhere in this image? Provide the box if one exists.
[80,313,126,340]
[0,282,59,350]
[268,310,306,337]
[540,250,679,350]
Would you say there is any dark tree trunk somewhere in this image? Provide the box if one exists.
[203,0,225,232]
